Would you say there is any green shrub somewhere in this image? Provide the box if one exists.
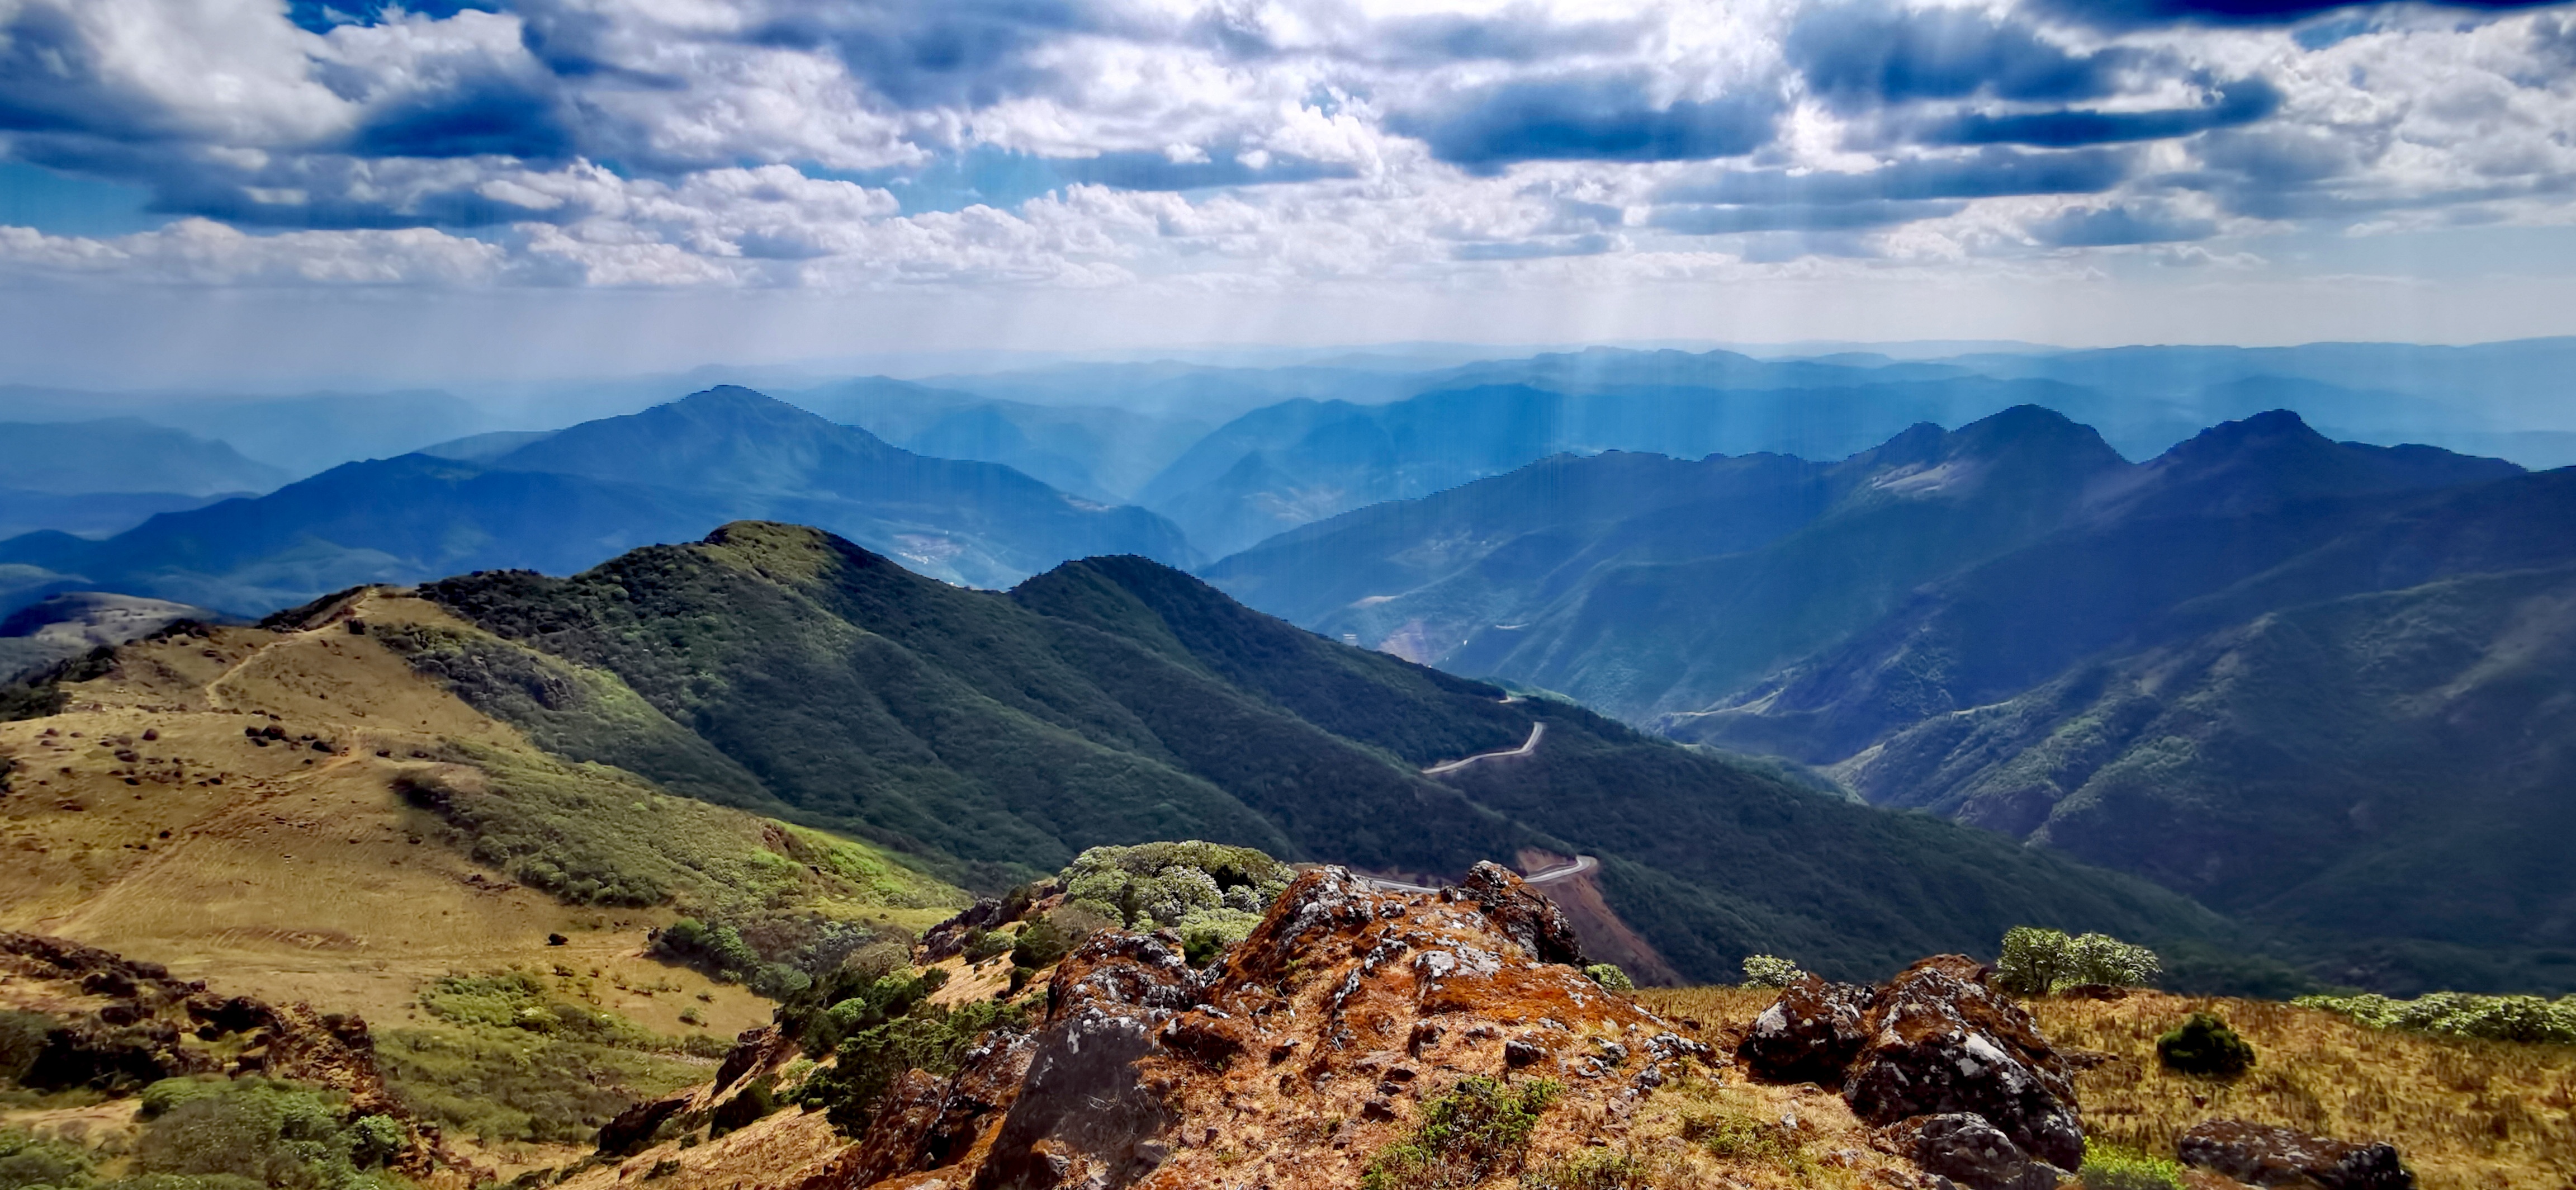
[707,1082,775,1139]
[1583,964,1634,991]
[1,1125,94,1190]
[1680,1110,1796,1163]
[2080,1138,2184,1190]
[1996,927,2160,997]
[960,929,1016,964]
[0,1012,50,1087]
[377,1028,703,1145]
[1522,1148,1652,1189]
[1060,842,1292,936]
[779,966,950,1056]
[2293,991,2576,1045]
[1360,1076,1561,1190]
[129,1078,411,1190]
[1739,955,1803,989]
[801,1000,1025,1135]
[2156,1013,2256,1079]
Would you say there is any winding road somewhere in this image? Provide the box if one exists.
[1420,721,1545,776]
[1356,721,1588,893]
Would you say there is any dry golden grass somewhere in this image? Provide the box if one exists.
[1635,986,2576,1190]
[2033,993,2576,1190]
[0,590,955,1041]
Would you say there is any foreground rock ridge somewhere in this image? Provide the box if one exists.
[573,862,1719,1190]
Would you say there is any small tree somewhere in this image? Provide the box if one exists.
[1740,955,1804,988]
[1584,963,1635,991]
[1997,927,2160,997]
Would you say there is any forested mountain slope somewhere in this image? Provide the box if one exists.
[1210,408,2568,991]
[391,520,2245,986]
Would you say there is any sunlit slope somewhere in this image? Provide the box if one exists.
[400,521,2244,985]
[0,591,960,1037]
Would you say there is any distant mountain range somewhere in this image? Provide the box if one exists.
[0,388,1194,614]
[367,520,2244,986]
[0,419,287,542]
[1208,407,2574,992]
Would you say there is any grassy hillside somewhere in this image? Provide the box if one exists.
[401,521,2254,986]
[0,591,965,1167]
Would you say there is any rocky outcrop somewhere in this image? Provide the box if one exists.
[921,898,1014,963]
[1841,956,2083,1172]
[1455,860,1587,967]
[0,929,451,1179]
[970,931,1195,1190]
[1739,975,1874,1085]
[821,864,1708,1190]
[2179,1120,2414,1190]
[1732,954,2083,1190]
[1894,1112,2070,1190]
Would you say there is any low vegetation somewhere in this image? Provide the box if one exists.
[1361,1075,1562,1190]
[377,970,719,1146]
[2293,991,2576,1045]
[1061,840,1294,959]
[1584,964,1635,991]
[0,1078,411,1190]
[2078,1138,2184,1190]
[1739,955,1803,988]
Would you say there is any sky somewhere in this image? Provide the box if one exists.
[2,0,2574,387]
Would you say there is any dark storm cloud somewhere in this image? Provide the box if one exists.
[1787,5,2139,108]
[1658,147,2133,205]
[2028,203,2216,244]
[1647,198,1968,234]
[1910,77,2282,147]
[2026,0,2569,29]
[1393,74,1781,171]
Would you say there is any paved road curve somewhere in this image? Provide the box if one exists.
[1420,721,1545,776]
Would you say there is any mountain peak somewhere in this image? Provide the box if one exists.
[674,384,783,409]
[2104,408,2521,520]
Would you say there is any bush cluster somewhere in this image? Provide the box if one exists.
[799,1000,1024,1135]
[1739,955,1804,988]
[98,1078,411,1190]
[1583,964,1635,991]
[650,915,902,1000]
[1060,842,1292,961]
[1360,1076,1561,1190]
[2293,991,2576,1045]
[1995,927,2161,997]
[2155,1013,2256,1078]
[383,970,719,1145]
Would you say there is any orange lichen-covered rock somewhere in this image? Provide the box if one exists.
[834,865,1713,1190]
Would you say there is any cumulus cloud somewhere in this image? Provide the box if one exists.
[0,0,2568,288]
